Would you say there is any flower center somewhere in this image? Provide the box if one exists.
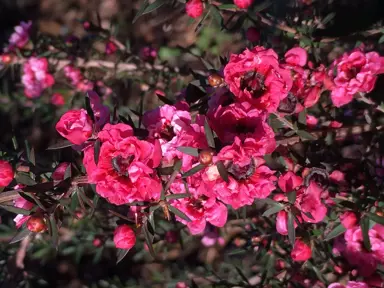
[240,71,266,99]
[111,155,134,177]
[159,124,175,141]
[227,158,256,180]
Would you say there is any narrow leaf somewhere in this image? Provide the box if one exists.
[116,249,129,264]
[10,228,32,244]
[142,0,167,15]
[177,146,199,157]
[288,212,296,247]
[297,130,317,140]
[85,94,95,122]
[361,216,371,251]
[47,140,74,150]
[156,93,174,105]
[216,161,229,183]
[325,223,346,241]
[133,0,149,23]
[29,147,36,166]
[94,139,101,165]
[48,214,59,249]
[15,173,37,186]
[168,205,191,222]
[182,164,205,178]
[287,191,297,204]
[143,221,156,258]
[0,204,31,215]
[367,212,384,225]
[204,119,215,148]
[166,193,190,200]
[235,266,250,284]
[262,205,284,217]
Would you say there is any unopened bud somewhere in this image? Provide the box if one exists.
[208,73,224,87]
[27,216,47,233]
[199,150,213,166]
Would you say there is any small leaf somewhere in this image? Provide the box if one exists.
[15,173,37,186]
[302,211,315,220]
[48,214,59,249]
[379,35,384,44]
[116,249,129,264]
[367,212,384,225]
[258,198,281,206]
[132,0,149,23]
[0,204,31,215]
[143,221,156,258]
[325,223,346,241]
[288,191,297,204]
[173,159,182,171]
[85,93,95,122]
[166,193,190,200]
[210,5,223,27]
[204,119,215,148]
[262,205,284,217]
[156,93,174,105]
[361,216,371,251]
[142,0,167,15]
[235,266,249,284]
[182,164,205,178]
[47,140,74,150]
[298,110,306,125]
[29,147,36,166]
[297,130,316,140]
[288,212,296,247]
[168,205,191,222]
[216,161,229,183]
[218,4,237,9]
[10,228,32,244]
[94,139,101,165]
[64,164,72,180]
[177,147,199,157]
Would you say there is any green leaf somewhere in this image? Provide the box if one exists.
[210,5,223,26]
[324,223,346,241]
[288,212,296,247]
[379,35,384,44]
[258,198,281,206]
[29,147,36,166]
[262,205,284,217]
[116,249,129,264]
[85,93,95,123]
[15,173,37,186]
[166,193,190,200]
[0,204,31,215]
[367,212,384,225]
[132,0,149,23]
[235,266,249,284]
[47,140,74,150]
[361,216,371,251]
[177,147,199,157]
[253,0,273,12]
[298,110,306,125]
[182,163,205,178]
[168,205,191,222]
[143,221,156,258]
[216,161,229,183]
[296,130,316,140]
[9,228,32,244]
[142,0,167,15]
[204,119,215,148]
[322,12,336,25]
[94,139,101,165]
[156,93,174,105]
[218,4,237,9]
[288,191,297,204]
[48,214,59,249]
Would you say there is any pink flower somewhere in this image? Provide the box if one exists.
[328,50,384,107]
[105,41,117,55]
[56,109,93,145]
[298,182,327,223]
[285,47,308,67]
[51,93,65,106]
[234,0,253,9]
[13,197,33,228]
[64,65,94,92]
[140,47,157,62]
[204,138,276,209]
[306,115,318,127]
[278,171,303,193]
[0,160,13,187]
[171,194,228,235]
[113,225,136,250]
[245,27,260,42]
[328,282,368,288]
[291,239,312,262]
[330,170,346,184]
[176,282,190,288]
[83,123,162,205]
[208,103,275,156]
[224,46,292,112]
[186,0,204,18]
[52,163,70,181]
[276,210,299,235]
[22,57,55,98]
[6,21,32,51]
[329,121,343,128]
[340,211,358,229]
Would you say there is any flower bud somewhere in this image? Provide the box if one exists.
[208,73,224,87]
[245,27,260,42]
[27,216,47,233]
[185,0,204,18]
[113,225,136,250]
[199,150,213,166]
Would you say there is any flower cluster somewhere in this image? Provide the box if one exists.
[5,21,32,52]
[22,57,55,99]
[185,0,254,18]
